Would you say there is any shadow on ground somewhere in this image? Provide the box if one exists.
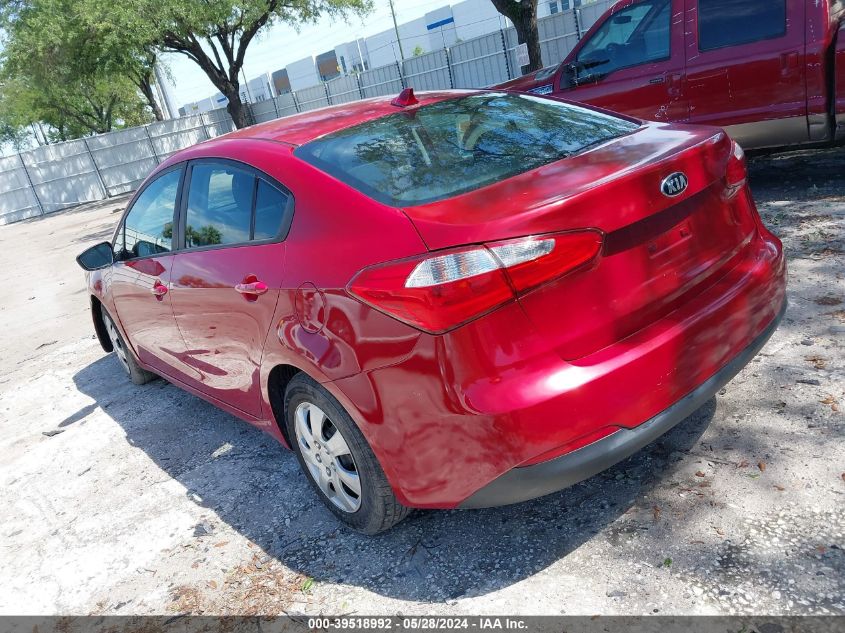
[72,351,717,602]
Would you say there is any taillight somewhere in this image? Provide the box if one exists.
[348,230,603,333]
[725,140,747,198]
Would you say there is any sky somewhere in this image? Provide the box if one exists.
[160,0,450,108]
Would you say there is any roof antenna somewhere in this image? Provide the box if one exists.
[391,88,419,108]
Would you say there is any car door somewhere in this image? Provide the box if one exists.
[558,0,688,122]
[169,159,293,417]
[684,0,807,148]
[110,165,194,381]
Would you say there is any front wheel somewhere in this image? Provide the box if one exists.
[284,374,409,534]
[100,305,156,385]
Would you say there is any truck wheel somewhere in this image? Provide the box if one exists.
[100,306,156,385]
[284,373,410,534]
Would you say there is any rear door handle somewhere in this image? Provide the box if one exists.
[151,281,168,298]
[649,76,665,85]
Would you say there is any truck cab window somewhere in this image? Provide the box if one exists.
[575,0,670,81]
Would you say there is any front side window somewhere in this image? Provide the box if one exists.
[575,0,670,80]
[698,0,786,51]
[295,93,637,206]
[119,168,181,259]
[185,164,255,248]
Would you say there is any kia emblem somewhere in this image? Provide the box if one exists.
[660,172,689,197]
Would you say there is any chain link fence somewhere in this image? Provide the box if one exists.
[0,0,612,225]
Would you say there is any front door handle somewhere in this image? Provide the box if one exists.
[780,51,799,76]
[235,280,269,297]
[666,73,683,98]
[151,281,168,299]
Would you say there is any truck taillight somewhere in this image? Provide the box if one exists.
[348,230,603,333]
[725,141,747,198]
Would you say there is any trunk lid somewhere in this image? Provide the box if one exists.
[402,123,758,359]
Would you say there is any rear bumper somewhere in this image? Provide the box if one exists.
[333,229,786,509]
[459,301,785,509]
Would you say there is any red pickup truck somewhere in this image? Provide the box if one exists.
[499,0,845,151]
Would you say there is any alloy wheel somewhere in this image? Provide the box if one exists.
[294,402,362,512]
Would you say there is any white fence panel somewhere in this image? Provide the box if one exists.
[274,93,298,117]
[327,75,362,105]
[538,10,580,67]
[86,127,158,196]
[577,0,615,35]
[147,115,208,161]
[360,64,403,98]
[295,84,330,111]
[23,141,104,214]
[251,100,279,124]
[403,50,452,90]
[202,108,236,138]
[450,31,511,88]
[0,154,42,224]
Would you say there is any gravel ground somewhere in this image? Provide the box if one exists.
[0,148,842,616]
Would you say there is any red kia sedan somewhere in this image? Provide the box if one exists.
[77,89,786,533]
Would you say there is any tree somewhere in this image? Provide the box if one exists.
[490,0,542,75]
[98,0,372,130]
[0,0,158,139]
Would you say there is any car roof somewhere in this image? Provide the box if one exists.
[216,90,478,147]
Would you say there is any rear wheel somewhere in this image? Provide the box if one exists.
[284,374,409,534]
[100,306,156,385]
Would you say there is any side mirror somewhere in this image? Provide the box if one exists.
[568,59,609,86]
[612,14,633,24]
[76,241,114,271]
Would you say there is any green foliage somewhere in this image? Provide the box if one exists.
[185,224,223,247]
[0,0,156,141]
[412,45,425,57]
[93,0,374,127]
[1,0,374,140]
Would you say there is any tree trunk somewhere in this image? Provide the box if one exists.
[514,8,542,73]
[224,88,250,129]
[138,75,165,121]
[490,0,542,75]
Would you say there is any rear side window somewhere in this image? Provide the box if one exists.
[253,180,288,240]
[295,93,637,206]
[185,164,254,247]
[698,0,786,51]
[120,168,181,259]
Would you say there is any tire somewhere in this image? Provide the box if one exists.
[100,305,156,386]
[284,373,410,534]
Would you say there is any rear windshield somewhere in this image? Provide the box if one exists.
[295,92,638,207]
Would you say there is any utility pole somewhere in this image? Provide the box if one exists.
[241,68,255,103]
[388,0,405,61]
[356,37,367,71]
[153,63,177,119]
